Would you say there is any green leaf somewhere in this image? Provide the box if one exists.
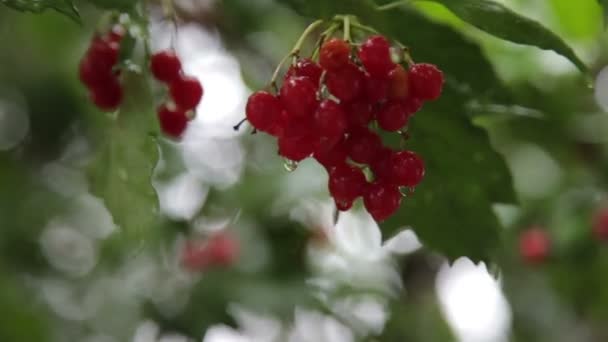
[430,0,588,74]
[380,89,515,262]
[1,0,80,23]
[88,73,159,243]
[598,0,608,26]
[85,0,136,10]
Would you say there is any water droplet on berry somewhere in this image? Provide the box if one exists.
[283,159,299,172]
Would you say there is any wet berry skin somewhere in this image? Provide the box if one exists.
[359,35,394,78]
[328,163,367,204]
[389,150,425,187]
[278,129,318,161]
[364,73,390,104]
[319,38,351,71]
[150,50,182,83]
[409,63,444,101]
[280,76,319,119]
[246,91,283,132]
[388,64,409,100]
[170,75,203,110]
[285,58,323,85]
[325,63,364,104]
[347,127,383,164]
[314,137,348,170]
[346,100,374,128]
[376,101,408,132]
[157,103,189,138]
[364,181,402,222]
[314,99,348,147]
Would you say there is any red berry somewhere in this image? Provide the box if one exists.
[267,110,289,137]
[409,63,444,101]
[314,137,348,170]
[519,227,550,264]
[88,37,120,72]
[346,100,374,128]
[388,65,409,100]
[335,197,354,211]
[107,25,125,43]
[325,63,364,103]
[181,232,239,271]
[592,207,608,241]
[79,56,114,88]
[389,150,424,187]
[364,181,401,222]
[370,147,393,180]
[90,77,123,111]
[246,91,283,132]
[364,73,389,104]
[403,96,423,115]
[280,76,318,118]
[278,118,318,161]
[328,163,367,204]
[150,50,182,83]
[157,103,189,138]
[285,58,323,85]
[181,240,211,271]
[206,232,239,266]
[278,134,317,161]
[314,99,347,146]
[358,35,394,78]
[347,127,382,164]
[376,101,408,132]
[319,38,351,71]
[170,75,203,110]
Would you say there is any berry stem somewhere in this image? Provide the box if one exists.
[350,21,380,35]
[270,19,325,90]
[160,0,179,50]
[269,53,293,91]
[233,117,247,131]
[291,19,325,56]
[396,44,415,65]
[342,15,352,42]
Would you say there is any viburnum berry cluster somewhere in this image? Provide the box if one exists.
[79,24,204,140]
[244,18,444,222]
[79,25,125,111]
[151,50,204,139]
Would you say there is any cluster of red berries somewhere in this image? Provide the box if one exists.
[180,232,239,272]
[150,50,204,139]
[79,29,203,140]
[79,25,125,111]
[519,207,608,265]
[245,34,443,221]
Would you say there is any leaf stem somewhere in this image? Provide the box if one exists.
[376,0,410,11]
